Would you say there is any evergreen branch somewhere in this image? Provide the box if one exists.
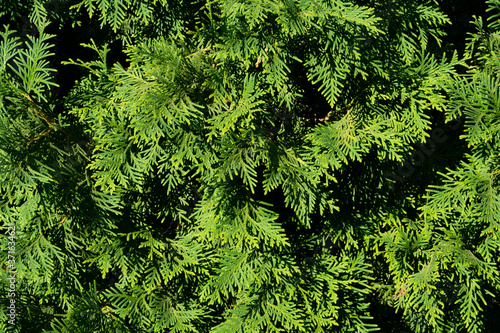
[185,46,211,59]
[26,127,53,145]
[21,92,86,147]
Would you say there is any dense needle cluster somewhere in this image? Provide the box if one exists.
[0,0,499,332]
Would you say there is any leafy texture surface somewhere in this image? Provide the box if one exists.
[1,1,500,332]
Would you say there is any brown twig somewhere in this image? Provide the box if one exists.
[22,92,83,146]
[27,127,53,145]
[185,46,211,59]
[310,100,357,124]
[22,93,54,126]
[396,287,406,300]
[51,216,67,228]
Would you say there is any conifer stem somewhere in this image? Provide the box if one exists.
[21,92,84,147]
[27,127,53,145]
[51,216,67,228]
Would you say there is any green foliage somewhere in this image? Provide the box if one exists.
[1,0,500,332]
[371,2,500,332]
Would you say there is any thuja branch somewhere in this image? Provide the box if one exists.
[22,92,84,146]
[27,127,53,145]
